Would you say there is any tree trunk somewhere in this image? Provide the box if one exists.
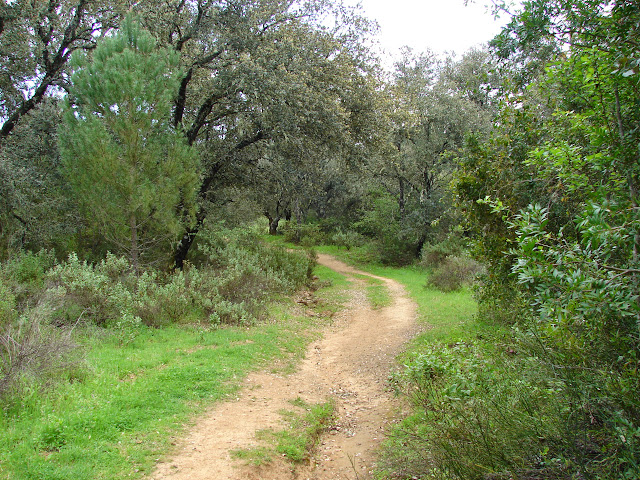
[266,215,280,235]
[398,177,406,218]
[172,131,267,269]
[173,218,203,270]
[130,213,139,274]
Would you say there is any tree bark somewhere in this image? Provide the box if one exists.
[266,214,280,235]
[173,213,205,270]
[130,213,139,275]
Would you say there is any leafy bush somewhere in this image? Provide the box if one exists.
[0,279,16,327]
[1,250,57,307]
[330,229,364,250]
[508,204,640,478]
[420,237,464,269]
[281,222,326,246]
[0,230,315,402]
[0,231,309,333]
[427,255,483,292]
[44,231,314,328]
[354,194,420,266]
[45,252,132,326]
[382,342,564,480]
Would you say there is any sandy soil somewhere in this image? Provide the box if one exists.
[149,253,419,480]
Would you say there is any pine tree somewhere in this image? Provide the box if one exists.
[59,15,200,271]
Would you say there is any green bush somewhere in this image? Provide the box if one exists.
[281,222,326,246]
[46,252,131,326]
[354,194,420,266]
[1,250,57,307]
[0,227,315,330]
[330,229,364,250]
[196,224,314,293]
[382,341,564,480]
[420,238,464,269]
[427,255,483,292]
[0,279,16,327]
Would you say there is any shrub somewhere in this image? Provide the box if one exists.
[45,252,132,326]
[0,279,16,327]
[330,229,364,250]
[196,224,314,295]
[1,250,57,307]
[420,238,464,269]
[427,255,483,292]
[382,342,564,480]
[282,222,326,246]
[2,224,315,333]
[0,311,83,401]
[354,192,423,266]
[3,249,57,286]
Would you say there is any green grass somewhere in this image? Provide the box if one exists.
[0,267,347,480]
[313,264,351,305]
[314,244,493,342]
[240,397,335,464]
[354,274,392,310]
[230,445,274,466]
[272,398,335,462]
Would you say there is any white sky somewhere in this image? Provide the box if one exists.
[347,0,514,60]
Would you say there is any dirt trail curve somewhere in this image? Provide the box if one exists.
[150,253,419,480]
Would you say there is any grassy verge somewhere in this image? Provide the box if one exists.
[0,267,348,480]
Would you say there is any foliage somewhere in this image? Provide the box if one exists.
[281,222,326,247]
[419,237,465,269]
[330,229,365,251]
[0,279,15,327]
[137,0,381,266]
[0,0,122,139]
[382,342,565,480]
[427,255,483,293]
[197,223,315,293]
[0,227,314,339]
[361,48,495,263]
[421,236,483,294]
[1,249,57,311]
[510,203,640,478]
[0,100,79,256]
[449,1,640,478]
[40,229,313,328]
[354,192,418,266]
[59,15,200,271]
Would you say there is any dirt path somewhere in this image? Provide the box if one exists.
[150,254,419,480]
